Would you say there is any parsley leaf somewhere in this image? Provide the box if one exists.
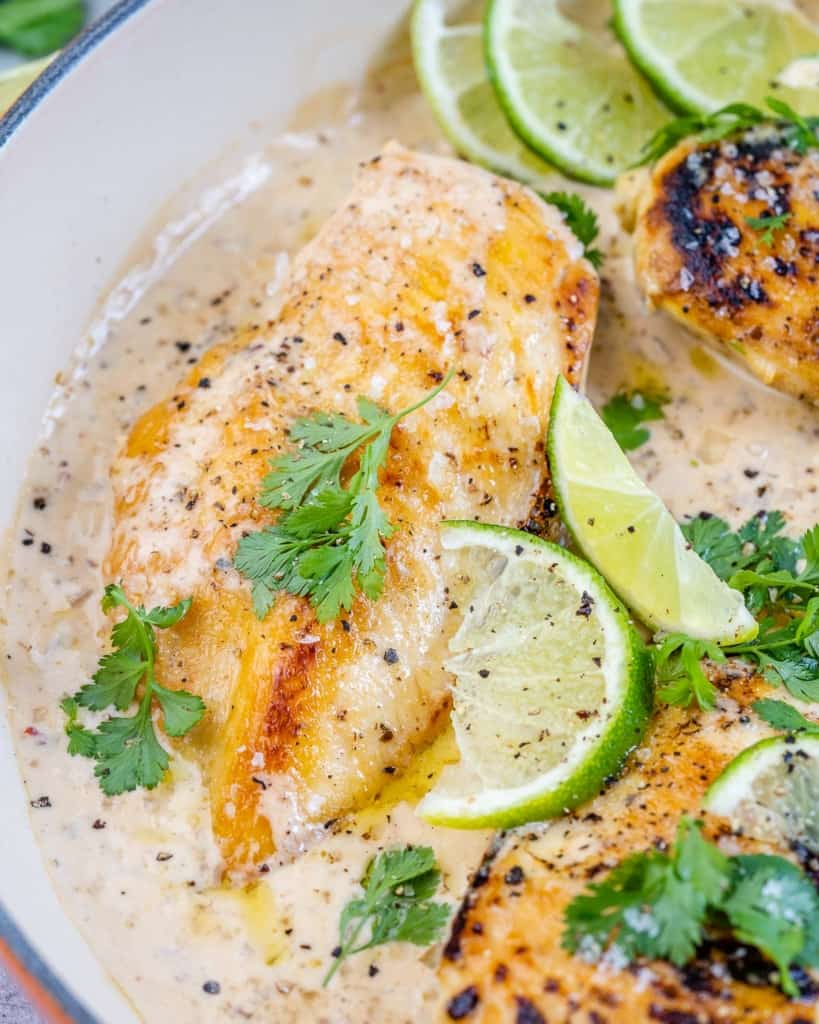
[61,585,204,795]
[752,698,819,735]
[563,818,819,994]
[745,212,792,246]
[639,96,819,166]
[601,391,668,452]
[654,633,725,711]
[323,845,450,985]
[236,370,454,623]
[544,192,604,268]
[0,0,85,58]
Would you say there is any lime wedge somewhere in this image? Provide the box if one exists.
[704,734,819,849]
[417,521,653,829]
[411,0,558,189]
[0,56,51,115]
[614,0,819,115]
[484,0,671,186]
[548,377,757,644]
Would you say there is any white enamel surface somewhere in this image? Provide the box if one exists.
[0,1,407,1019]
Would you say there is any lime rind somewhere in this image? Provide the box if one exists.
[703,733,819,848]
[613,0,819,116]
[417,521,653,829]
[548,376,757,644]
[484,0,671,186]
[411,0,557,189]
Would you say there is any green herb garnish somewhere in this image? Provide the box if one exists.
[600,390,668,452]
[745,212,792,246]
[656,513,819,709]
[323,845,450,986]
[654,634,725,711]
[544,191,603,269]
[235,370,454,623]
[639,96,819,166]
[563,817,819,995]
[62,584,204,795]
[0,0,85,58]
[752,697,819,735]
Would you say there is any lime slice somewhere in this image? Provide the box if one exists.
[411,0,557,189]
[704,734,819,849]
[548,376,757,644]
[0,56,51,115]
[417,521,653,828]
[614,0,819,115]
[484,0,671,186]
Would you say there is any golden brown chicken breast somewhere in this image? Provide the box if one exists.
[629,128,819,403]
[106,143,598,870]
[437,671,817,1024]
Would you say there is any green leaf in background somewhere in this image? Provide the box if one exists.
[600,390,668,452]
[0,0,85,59]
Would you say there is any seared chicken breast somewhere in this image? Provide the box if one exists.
[628,129,819,403]
[437,671,817,1024]
[107,143,598,870]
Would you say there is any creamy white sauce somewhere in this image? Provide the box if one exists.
[2,26,819,1024]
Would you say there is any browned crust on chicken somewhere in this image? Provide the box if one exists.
[437,670,818,1023]
[107,144,598,869]
[631,130,819,403]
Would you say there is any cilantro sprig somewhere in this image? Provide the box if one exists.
[544,192,603,269]
[61,584,204,795]
[745,212,792,246]
[563,817,819,995]
[323,845,450,985]
[601,390,668,452]
[655,512,819,710]
[235,370,454,623]
[639,96,819,166]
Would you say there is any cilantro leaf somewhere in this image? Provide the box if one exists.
[60,587,203,795]
[323,845,449,985]
[752,698,819,735]
[61,696,97,758]
[745,212,791,246]
[655,633,725,711]
[639,97,819,166]
[153,683,206,738]
[236,369,454,623]
[680,513,742,581]
[601,391,668,452]
[93,707,169,796]
[75,649,145,711]
[564,818,818,994]
[722,854,819,997]
[563,819,730,967]
[544,192,604,268]
[0,0,85,58]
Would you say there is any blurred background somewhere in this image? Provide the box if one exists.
[0,0,115,110]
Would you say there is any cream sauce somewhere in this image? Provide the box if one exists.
[2,25,819,1024]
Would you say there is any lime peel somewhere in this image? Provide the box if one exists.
[614,0,819,116]
[484,0,671,185]
[548,376,757,645]
[704,733,819,848]
[417,521,653,829]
